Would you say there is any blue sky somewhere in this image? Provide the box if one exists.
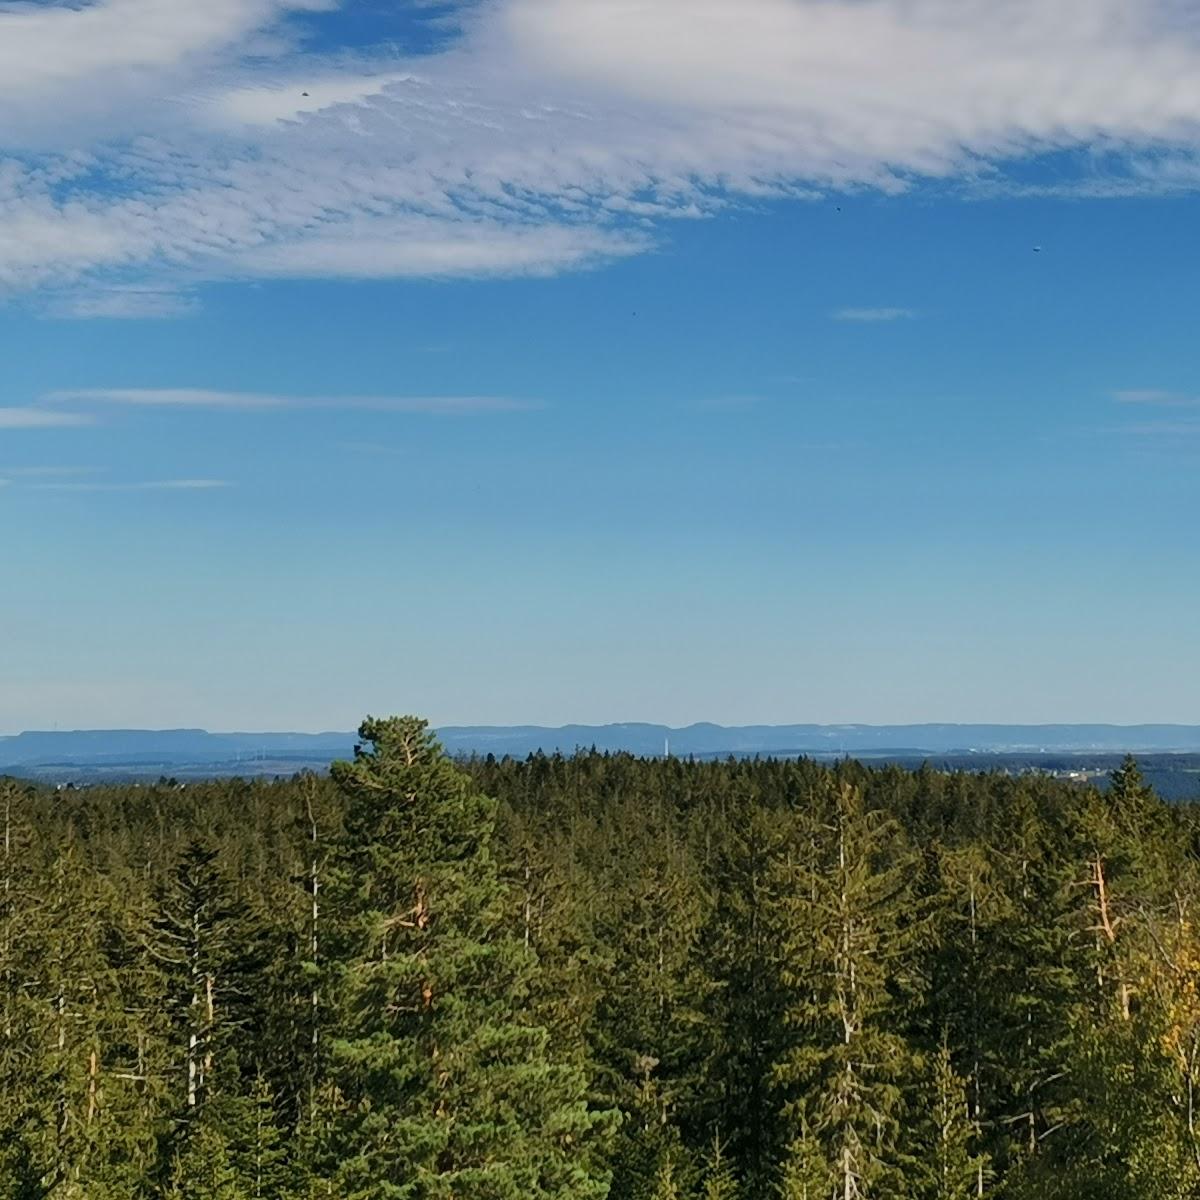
[1,0,1199,731]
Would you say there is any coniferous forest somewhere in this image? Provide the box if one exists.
[3,716,1200,1198]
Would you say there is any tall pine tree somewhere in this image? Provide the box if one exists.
[328,716,613,1199]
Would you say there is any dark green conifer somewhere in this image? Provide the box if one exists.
[329,716,613,1199]
[772,782,923,1198]
[917,1037,988,1200]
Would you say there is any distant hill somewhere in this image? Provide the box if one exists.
[434,723,1200,758]
[4,723,1200,774]
[0,728,356,768]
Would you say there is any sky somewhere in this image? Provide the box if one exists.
[1,0,1199,732]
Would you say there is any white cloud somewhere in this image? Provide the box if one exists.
[45,285,198,320]
[5,1,1200,292]
[209,71,416,128]
[833,307,917,322]
[45,389,536,414]
[503,0,1200,182]
[0,0,330,143]
[241,219,649,280]
[1114,389,1200,406]
[0,407,93,429]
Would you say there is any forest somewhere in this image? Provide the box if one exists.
[1,714,1198,1199]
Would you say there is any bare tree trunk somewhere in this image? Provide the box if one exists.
[87,1046,99,1124]
[523,864,533,953]
[203,972,215,1092]
[188,908,201,1108]
[1092,856,1131,1020]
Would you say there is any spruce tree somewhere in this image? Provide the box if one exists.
[588,798,716,1196]
[772,782,923,1199]
[980,783,1086,1195]
[329,716,613,1199]
[226,1071,297,1200]
[698,1135,740,1200]
[0,781,50,1197]
[164,1118,241,1200]
[917,1038,987,1200]
[702,803,789,1193]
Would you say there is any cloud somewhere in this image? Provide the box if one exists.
[504,0,1200,179]
[0,407,93,429]
[832,307,917,322]
[0,0,330,142]
[7,1,1200,292]
[0,465,101,477]
[33,479,231,492]
[1119,420,1200,436]
[1114,389,1200,407]
[0,463,224,491]
[44,389,537,414]
[209,70,416,128]
[240,219,649,280]
[45,285,198,320]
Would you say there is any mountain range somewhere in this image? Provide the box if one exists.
[3,723,1200,772]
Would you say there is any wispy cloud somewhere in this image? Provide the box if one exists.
[1119,421,1200,437]
[3,2,1200,294]
[0,466,101,477]
[33,479,232,492]
[45,286,199,321]
[832,307,917,323]
[239,220,649,281]
[211,70,417,128]
[1114,389,1200,407]
[44,389,537,414]
[0,408,93,429]
[0,465,227,492]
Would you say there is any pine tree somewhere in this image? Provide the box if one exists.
[778,1119,830,1200]
[917,1038,987,1200]
[1066,869,1200,1200]
[702,803,789,1192]
[0,781,50,1198]
[226,1072,297,1200]
[147,837,298,1198]
[698,1134,740,1200]
[35,839,134,1195]
[923,844,997,1198]
[981,783,1086,1194]
[329,716,613,1199]
[588,793,717,1195]
[648,1147,686,1200]
[148,839,265,1185]
[772,782,923,1199]
[164,1117,241,1200]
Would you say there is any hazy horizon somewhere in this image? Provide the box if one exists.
[6,718,1200,739]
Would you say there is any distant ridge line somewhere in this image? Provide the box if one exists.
[3,722,1200,769]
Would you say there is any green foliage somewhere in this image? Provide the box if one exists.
[915,1038,987,1200]
[329,716,613,1199]
[0,743,1196,1200]
[164,1118,241,1200]
[772,782,924,1197]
